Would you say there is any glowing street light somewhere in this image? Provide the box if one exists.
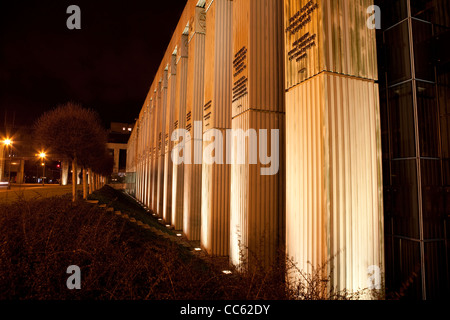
[2,139,13,189]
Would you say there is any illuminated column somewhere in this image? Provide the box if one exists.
[229,0,286,269]
[137,156,142,201]
[172,33,189,231]
[201,0,233,256]
[134,123,140,201]
[157,71,168,216]
[152,86,160,214]
[61,159,69,186]
[144,104,149,207]
[140,114,144,202]
[143,109,148,205]
[284,0,384,296]
[183,5,206,241]
[149,105,153,209]
[147,101,154,209]
[138,121,144,202]
[163,55,177,223]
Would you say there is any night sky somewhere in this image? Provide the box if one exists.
[0,0,187,128]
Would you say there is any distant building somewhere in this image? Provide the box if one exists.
[110,122,135,134]
[107,122,134,174]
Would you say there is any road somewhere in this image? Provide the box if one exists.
[0,184,73,204]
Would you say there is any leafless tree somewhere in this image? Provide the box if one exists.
[34,102,110,202]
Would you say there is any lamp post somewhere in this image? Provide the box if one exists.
[39,152,46,186]
[3,139,12,190]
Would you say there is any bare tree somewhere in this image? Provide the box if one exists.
[34,102,109,202]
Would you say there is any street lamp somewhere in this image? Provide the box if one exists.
[3,139,12,190]
[39,152,46,186]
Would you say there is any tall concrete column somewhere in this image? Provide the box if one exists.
[183,5,206,241]
[172,33,189,231]
[141,121,145,203]
[146,103,153,209]
[143,106,149,207]
[137,158,141,201]
[61,159,69,186]
[137,121,143,202]
[230,0,286,269]
[152,86,161,214]
[141,126,145,203]
[163,54,177,224]
[201,0,233,256]
[283,0,384,296]
[157,71,168,216]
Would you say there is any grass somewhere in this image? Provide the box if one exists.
[0,193,233,300]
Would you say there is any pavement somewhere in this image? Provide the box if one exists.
[0,184,74,204]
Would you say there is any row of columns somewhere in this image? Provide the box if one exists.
[60,160,105,192]
[128,0,384,296]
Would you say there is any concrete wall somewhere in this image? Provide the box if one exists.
[126,0,383,297]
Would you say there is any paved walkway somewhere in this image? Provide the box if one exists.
[0,184,73,204]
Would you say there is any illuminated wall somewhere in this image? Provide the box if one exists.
[126,0,386,298]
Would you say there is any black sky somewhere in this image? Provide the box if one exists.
[0,0,187,128]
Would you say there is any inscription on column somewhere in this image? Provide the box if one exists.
[165,133,169,153]
[286,1,318,35]
[186,111,192,133]
[285,0,319,87]
[232,46,248,103]
[203,100,212,129]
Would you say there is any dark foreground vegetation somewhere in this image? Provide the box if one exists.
[0,187,373,300]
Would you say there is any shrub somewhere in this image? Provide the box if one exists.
[0,195,223,300]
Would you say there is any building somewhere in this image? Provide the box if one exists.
[107,122,134,174]
[126,0,449,299]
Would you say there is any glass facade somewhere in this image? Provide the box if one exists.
[377,0,450,299]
